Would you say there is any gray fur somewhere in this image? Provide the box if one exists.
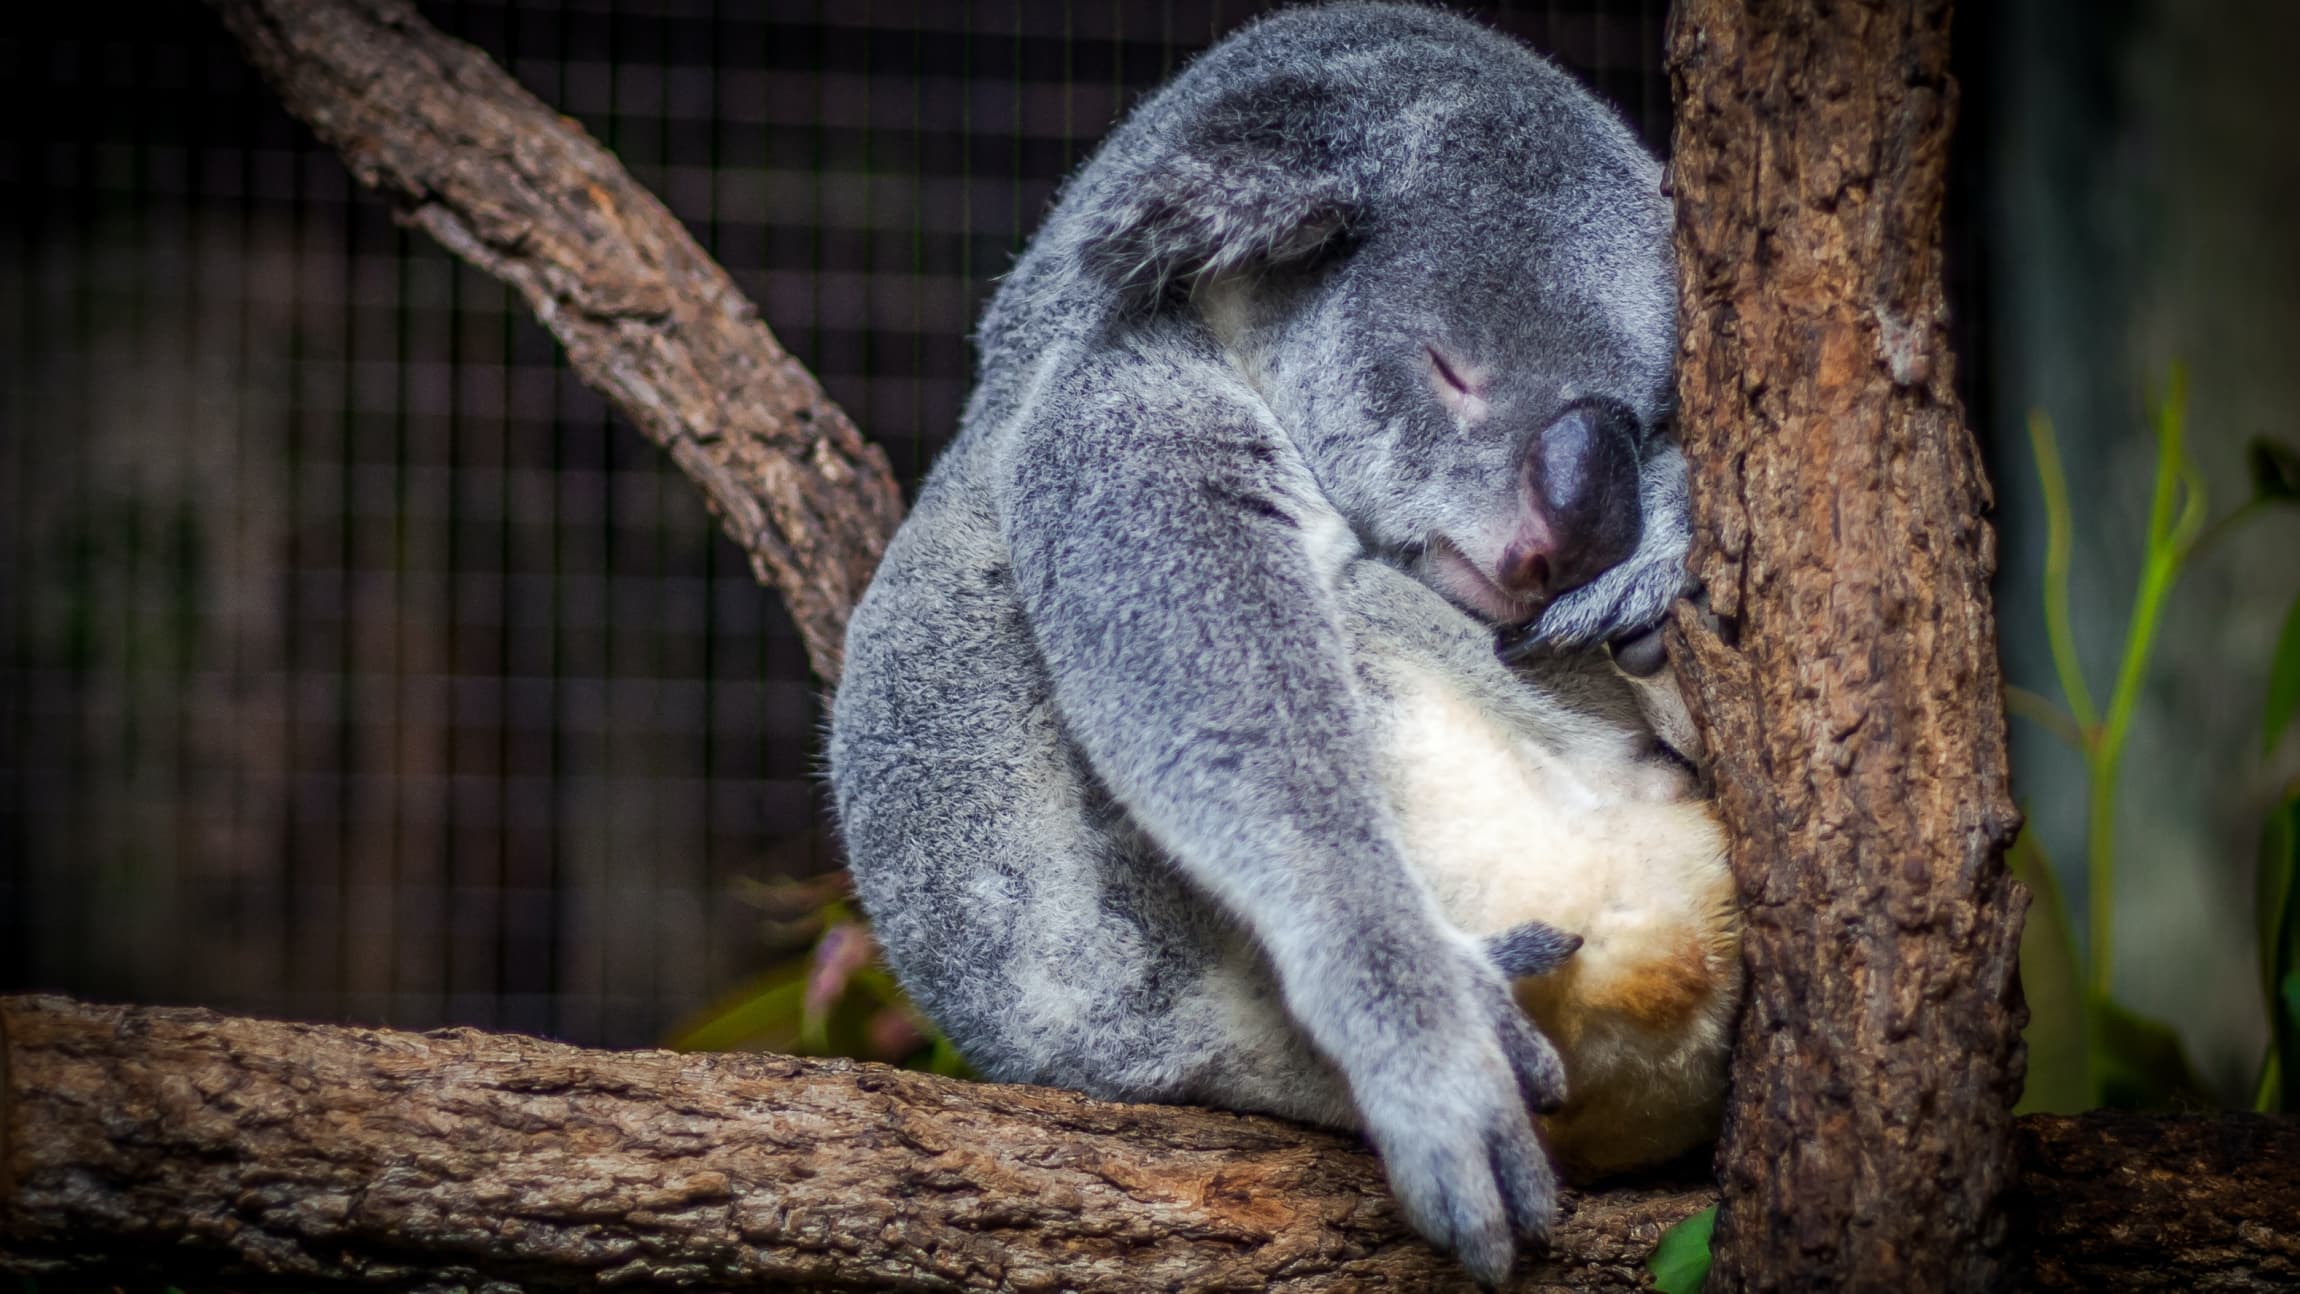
[829,5,1685,1282]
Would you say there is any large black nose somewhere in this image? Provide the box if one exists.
[1494,398,1643,600]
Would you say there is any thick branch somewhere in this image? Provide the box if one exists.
[0,996,1697,1293]
[207,0,905,682]
[4,998,2296,1292]
[1667,4,2026,1290]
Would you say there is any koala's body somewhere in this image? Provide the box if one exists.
[829,5,1695,1280]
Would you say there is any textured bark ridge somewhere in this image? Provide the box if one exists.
[207,0,904,682]
[2,998,2294,1292]
[1666,3,2030,1291]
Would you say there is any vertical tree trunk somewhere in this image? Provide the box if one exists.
[1665,4,2028,1291]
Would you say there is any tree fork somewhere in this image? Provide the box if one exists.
[1666,3,2027,1290]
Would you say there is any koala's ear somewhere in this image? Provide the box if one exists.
[1082,76,1364,311]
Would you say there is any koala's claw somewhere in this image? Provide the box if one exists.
[1371,1082,1559,1287]
[1494,1003,1571,1114]
[1607,621,1669,678]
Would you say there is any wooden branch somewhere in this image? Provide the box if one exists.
[0,996,1699,1292]
[2011,1113,2300,1291]
[206,0,905,683]
[3,997,2295,1292]
[1667,4,2028,1290]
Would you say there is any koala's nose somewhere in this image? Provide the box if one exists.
[1496,399,1643,600]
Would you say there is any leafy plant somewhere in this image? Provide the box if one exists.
[2009,366,2300,1112]
[664,873,972,1078]
[1647,1205,1716,1294]
[2254,787,2300,1110]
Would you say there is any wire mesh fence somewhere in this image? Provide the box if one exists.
[1,0,1674,1047]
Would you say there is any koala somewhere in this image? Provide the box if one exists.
[828,5,1690,1282]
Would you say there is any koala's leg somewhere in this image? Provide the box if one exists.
[830,475,1356,1123]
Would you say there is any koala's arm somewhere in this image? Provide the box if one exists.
[1002,346,1562,1280]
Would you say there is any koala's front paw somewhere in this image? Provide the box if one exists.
[1353,968,1567,1287]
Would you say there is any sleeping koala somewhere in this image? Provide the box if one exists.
[829,4,1693,1282]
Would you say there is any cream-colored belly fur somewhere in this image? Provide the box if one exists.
[1381,663,1740,1179]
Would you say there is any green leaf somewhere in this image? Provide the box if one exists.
[2010,828,2092,1113]
[2091,996,2212,1110]
[2265,594,2300,757]
[2028,410,2098,733]
[2261,796,2300,1020]
[664,964,811,1053]
[920,1035,977,1079]
[2247,437,2300,505]
[2263,790,2300,1114]
[1647,1205,1716,1294]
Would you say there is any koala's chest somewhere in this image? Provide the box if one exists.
[1371,661,1733,1018]
[1371,660,1741,1178]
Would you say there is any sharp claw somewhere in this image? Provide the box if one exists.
[1607,622,1668,677]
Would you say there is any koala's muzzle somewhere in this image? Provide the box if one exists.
[1496,398,1644,602]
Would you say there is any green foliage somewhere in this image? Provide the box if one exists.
[664,878,973,1079]
[2014,369,2300,1112]
[2264,594,2300,757]
[2257,790,2300,1110]
[2009,834,2090,1114]
[1646,1205,1716,1294]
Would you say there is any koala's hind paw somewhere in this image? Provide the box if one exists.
[1485,920,1584,979]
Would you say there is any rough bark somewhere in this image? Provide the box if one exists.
[0,996,1700,1293]
[1665,3,2028,1292]
[2010,1113,2300,1291]
[3,998,2294,1293]
[206,0,904,683]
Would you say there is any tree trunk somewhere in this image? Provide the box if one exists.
[205,0,905,683]
[4,996,2295,1292]
[1666,3,2028,1292]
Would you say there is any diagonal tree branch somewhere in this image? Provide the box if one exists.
[207,0,905,683]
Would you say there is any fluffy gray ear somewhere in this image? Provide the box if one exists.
[1082,75,1364,310]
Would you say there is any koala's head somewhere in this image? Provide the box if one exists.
[1076,4,1685,646]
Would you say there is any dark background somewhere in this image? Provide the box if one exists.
[2,1,2291,1094]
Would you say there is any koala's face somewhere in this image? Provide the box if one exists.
[1226,150,1680,640]
[1082,15,1687,644]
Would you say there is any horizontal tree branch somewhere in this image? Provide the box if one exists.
[207,0,906,683]
[2,995,2294,1292]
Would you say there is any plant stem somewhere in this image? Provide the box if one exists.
[2085,368,2208,1001]
[2005,684,2085,752]
[2029,412,2099,734]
